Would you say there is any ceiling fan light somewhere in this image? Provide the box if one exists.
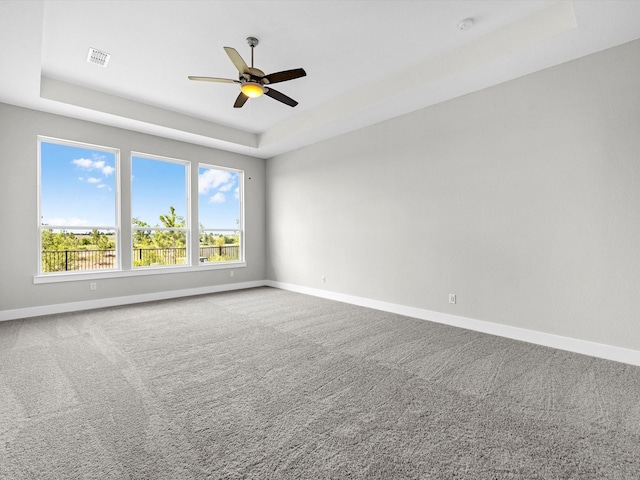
[240,82,264,98]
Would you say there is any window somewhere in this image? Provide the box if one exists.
[198,165,243,263]
[36,137,245,281]
[131,154,189,268]
[38,137,119,274]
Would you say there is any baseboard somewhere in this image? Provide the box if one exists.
[4,278,639,367]
[0,280,267,322]
[265,280,640,367]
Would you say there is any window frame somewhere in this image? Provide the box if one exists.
[131,152,191,269]
[37,136,122,276]
[198,163,245,266]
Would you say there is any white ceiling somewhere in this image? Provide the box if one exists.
[2,1,640,158]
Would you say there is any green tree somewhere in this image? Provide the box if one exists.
[132,217,152,247]
[214,234,226,247]
[41,229,80,272]
[158,206,184,229]
[90,229,101,246]
[155,206,186,249]
[97,234,113,250]
[42,229,79,251]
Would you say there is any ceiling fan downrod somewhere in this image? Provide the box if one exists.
[246,36,259,68]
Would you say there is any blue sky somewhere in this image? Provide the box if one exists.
[198,166,240,230]
[40,141,116,227]
[131,156,187,225]
[41,141,241,230]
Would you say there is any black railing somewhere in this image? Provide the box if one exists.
[198,245,240,261]
[42,249,116,272]
[134,247,187,266]
[42,245,240,272]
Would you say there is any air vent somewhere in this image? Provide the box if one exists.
[87,47,111,67]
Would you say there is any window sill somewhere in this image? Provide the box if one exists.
[33,261,246,284]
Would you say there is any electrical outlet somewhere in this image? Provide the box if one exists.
[90,282,97,291]
[321,276,326,283]
[448,294,456,304]
[229,270,234,277]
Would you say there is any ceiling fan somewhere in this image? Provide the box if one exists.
[188,37,306,108]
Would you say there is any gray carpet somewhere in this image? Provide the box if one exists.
[1,287,640,479]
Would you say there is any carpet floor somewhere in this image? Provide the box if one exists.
[1,287,639,479]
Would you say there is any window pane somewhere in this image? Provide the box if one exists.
[132,156,187,227]
[40,141,116,227]
[131,155,189,269]
[132,230,187,267]
[198,165,242,264]
[41,228,117,272]
[39,138,119,275]
[198,167,241,230]
[199,231,241,263]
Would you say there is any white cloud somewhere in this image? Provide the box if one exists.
[68,217,90,226]
[219,182,233,192]
[234,186,239,199]
[97,184,107,189]
[47,217,90,227]
[72,158,94,169]
[72,157,114,176]
[87,177,101,184]
[199,169,232,194]
[209,192,226,204]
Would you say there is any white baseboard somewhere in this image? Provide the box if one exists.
[4,278,639,367]
[0,280,267,322]
[265,280,640,367]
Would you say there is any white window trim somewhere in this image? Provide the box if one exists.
[33,260,247,284]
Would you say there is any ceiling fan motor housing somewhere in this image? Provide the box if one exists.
[247,68,265,78]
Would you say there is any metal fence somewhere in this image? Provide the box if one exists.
[42,245,240,272]
[42,249,116,272]
[133,247,187,266]
[198,245,240,262]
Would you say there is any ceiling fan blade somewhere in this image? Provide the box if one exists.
[264,88,298,107]
[234,92,249,108]
[263,68,307,85]
[224,47,249,75]
[188,76,239,84]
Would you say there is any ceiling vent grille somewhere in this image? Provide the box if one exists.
[87,47,111,67]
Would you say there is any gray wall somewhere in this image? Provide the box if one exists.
[266,39,640,351]
[0,103,266,311]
